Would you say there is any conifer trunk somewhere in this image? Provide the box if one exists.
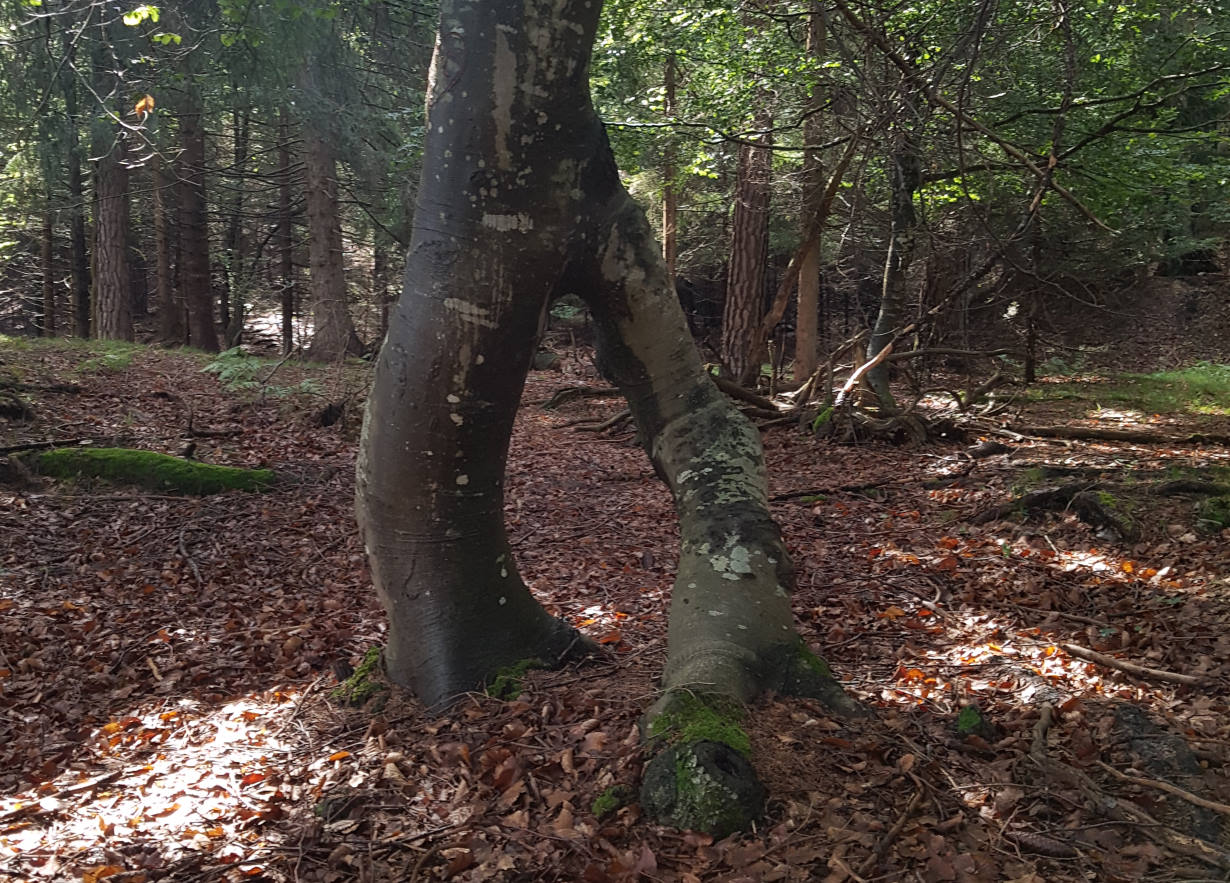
[278,110,296,355]
[93,144,133,342]
[179,89,220,352]
[720,108,772,385]
[303,123,359,361]
[41,209,55,337]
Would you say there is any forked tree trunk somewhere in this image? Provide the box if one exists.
[720,108,772,385]
[358,0,856,836]
[179,90,220,352]
[303,122,360,361]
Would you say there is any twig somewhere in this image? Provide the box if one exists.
[857,786,922,876]
[1096,761,1230,816]
[1060,643,1203,686]
[0,437,102,455]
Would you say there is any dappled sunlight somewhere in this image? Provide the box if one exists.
[0,689,341,878]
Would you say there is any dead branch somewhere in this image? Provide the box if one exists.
[1095,761,1230,816]
[1060,643,1203,686]
[711,375,781,412]
[1007,424,1230,445]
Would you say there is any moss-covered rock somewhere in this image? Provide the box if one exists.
[485,658,545,700]
[330,647,387,707]
[31,447,275,495]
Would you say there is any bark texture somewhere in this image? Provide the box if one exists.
[179,91,220,353]
[303,122,360,361]
[153,152,184,345]
[794,3,826,381]
[277,110,296,355]
[720,110,772,385]
[92,143,133,342]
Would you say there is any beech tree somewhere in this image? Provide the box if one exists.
[357,0,857,836]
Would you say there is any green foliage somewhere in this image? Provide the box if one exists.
[33,447,276,494]
[76,344,138,374]
[1030,363,1230,416]
[202,348,323,398]
[486,658,545,701]
[809,407,834,433]
[647,692,751,757]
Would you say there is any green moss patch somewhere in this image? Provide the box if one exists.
[330,647,387,707]
[647,692,750,757]
[486,658,545,701]
[591,784,634,819]
[32,447,275,495]
[1196,496,1230,531]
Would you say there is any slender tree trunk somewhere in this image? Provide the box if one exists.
[794,2,826,381]
[661,54,678,281]
[41,209,55,337]
[179,89,220,352]
[303,122,359,360]
[223,106,250,348]
[358,0,856,837]
[154,152,184,344]
[865,107,921,411]
[60,28,90,338]
[93,144,133,341]
[278,110,296,355]
[720,107,772,385]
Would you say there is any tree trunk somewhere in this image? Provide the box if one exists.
[303,122,359,361]
[720,107,772,385]
[278,110,296,355]
[358,0,856,836]
[60,27,90,339]
[92,143,133,342]
[179,89,220,352]
[794,3,826,381]
[865,111,921,411]
[154,152,184,344]
[661,54,678,281]
[223,106,250,348]
[41,209,55,337]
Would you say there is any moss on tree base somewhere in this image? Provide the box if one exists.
[330,647,387,707]
[31,447,275,495]
[485,658,545,700]
[640,740,765,838]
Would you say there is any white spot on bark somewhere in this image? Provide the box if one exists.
[455,474,469,485]
[482,212,534,232]
[450,413,464,426]
[476,354,485,364]
[492,31,516,170]
[500,566,508,578]
[499,596,507,605]
[443,298,497,329]
[446,394,460,403]
[707,610,725,616]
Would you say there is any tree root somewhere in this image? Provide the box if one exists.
[540,385,620,410]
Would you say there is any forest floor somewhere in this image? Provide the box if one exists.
[1,332,1229,883]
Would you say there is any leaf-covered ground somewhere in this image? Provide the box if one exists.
[2,337,1229,883]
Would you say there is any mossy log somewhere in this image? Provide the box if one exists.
[28,447,275,494]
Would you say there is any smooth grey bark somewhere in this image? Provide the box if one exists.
[358,0,856,829]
